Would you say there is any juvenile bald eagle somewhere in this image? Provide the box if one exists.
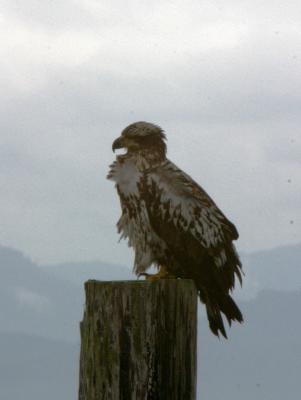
[107,121,243,337]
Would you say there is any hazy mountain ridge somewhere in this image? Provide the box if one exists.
[0,332,78,400]
[240,243,301,296]
[0,244,133,341]
[43,243,301,297]
[0,243,300,400]
[0,244,81,341]
[44,259,134,286]
[199,288,301,399]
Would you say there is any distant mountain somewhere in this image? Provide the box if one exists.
[0,244,133,341]
[0,332,78,400]
[198,289,301,400]
[44,243,301,299]
[1,243,301,400]
[229,243,301,300]
[44,260,133,286]
[0,244,81,341]
[242,243,301,294]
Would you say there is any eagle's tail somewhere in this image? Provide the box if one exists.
[204,292,243,338]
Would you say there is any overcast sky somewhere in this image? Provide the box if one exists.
[0,0,300,265]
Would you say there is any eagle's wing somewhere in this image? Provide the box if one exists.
[140,159,243,338]
[140,159,242,286]
[144,160,237,244]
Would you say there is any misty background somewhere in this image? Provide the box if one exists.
[0,1,300,399]
[1,244,301,400]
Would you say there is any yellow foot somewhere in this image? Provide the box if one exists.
[138,266,175,282]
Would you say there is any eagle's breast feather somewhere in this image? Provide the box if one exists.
[108,157,167,273]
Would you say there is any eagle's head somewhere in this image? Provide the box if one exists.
[112,121,167,160]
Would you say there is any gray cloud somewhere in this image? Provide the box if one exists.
[0,1,300,263]
[1,0,94,31]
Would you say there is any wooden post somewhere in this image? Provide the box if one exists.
[78,279,197,400]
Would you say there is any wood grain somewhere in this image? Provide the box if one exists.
[78,279,197,400]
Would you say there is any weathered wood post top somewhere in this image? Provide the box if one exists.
[78,279,198,400]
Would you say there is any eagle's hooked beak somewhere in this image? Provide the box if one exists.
[112,136,126,152]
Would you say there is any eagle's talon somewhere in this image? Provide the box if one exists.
[138,267,175,282]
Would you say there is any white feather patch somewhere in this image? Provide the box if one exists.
[108,158,141,197]
[147,161,225,249]
[109,156,167,274]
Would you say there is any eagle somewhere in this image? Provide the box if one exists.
[107,121,243,337]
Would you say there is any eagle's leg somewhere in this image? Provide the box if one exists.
[139,265,175,282]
